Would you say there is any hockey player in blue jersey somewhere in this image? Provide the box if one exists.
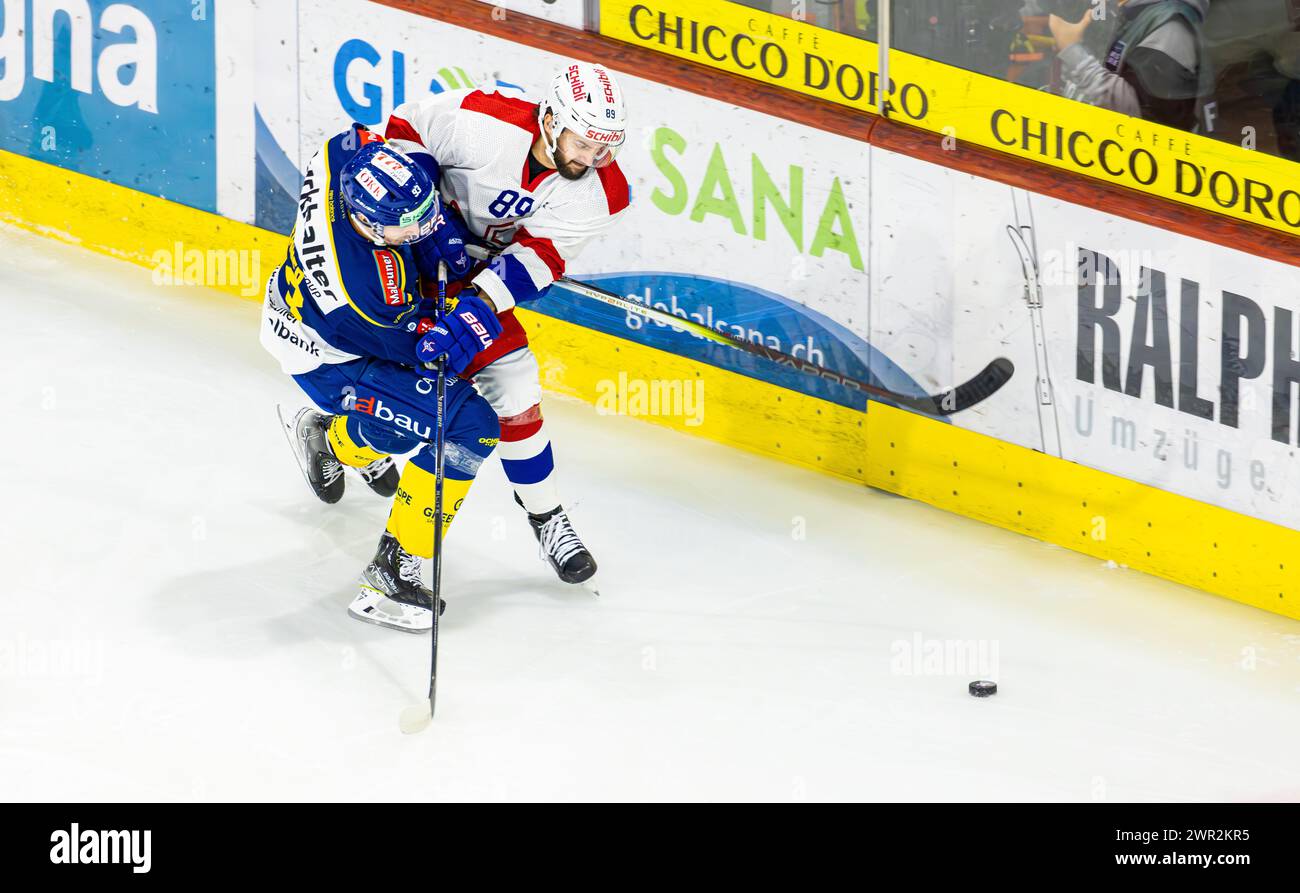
[260,124,504,633]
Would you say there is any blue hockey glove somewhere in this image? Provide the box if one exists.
[414,290,503,376]
[412,203,472,281]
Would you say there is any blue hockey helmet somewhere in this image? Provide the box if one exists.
[339,141,440,245]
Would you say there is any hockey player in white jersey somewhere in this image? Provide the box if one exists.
[384,60,631,587]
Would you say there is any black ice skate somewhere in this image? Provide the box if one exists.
[276,405,344,504]
[357,455,399,498]
[515,493,598,585]
[348,532,446,634]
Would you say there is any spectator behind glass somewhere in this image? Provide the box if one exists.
[892,1,1030,79]
[1203,1,1300,161]
[1050,0,1215,132]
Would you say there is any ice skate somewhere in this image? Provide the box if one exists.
[348,532,446,633]
[516,493,598,586]
[356,455,399,498]
[277,405,345,504]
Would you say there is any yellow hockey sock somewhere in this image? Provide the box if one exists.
[386,462,475,559]
[327,415,385,468]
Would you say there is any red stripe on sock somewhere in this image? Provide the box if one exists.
[499,406,543,442]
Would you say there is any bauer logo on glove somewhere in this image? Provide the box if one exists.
[459,312,494,350]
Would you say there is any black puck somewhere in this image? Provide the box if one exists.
[969,680,997,697]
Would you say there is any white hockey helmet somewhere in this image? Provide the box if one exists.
[538,60,627,169]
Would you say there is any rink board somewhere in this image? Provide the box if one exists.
[599,0,1300,240]
[5,146,1298,621]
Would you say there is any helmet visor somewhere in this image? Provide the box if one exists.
[352,209,438,246]
[557,126,623,169]
[382,222,425,245]
[352,189,440,246]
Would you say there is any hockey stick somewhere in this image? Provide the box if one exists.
[467,246,1013,416]
[400,260,448,735]
[427,260,448,721]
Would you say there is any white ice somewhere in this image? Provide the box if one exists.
[3,224,1300,802]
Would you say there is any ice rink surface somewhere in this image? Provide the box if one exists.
[3,224,1300,802]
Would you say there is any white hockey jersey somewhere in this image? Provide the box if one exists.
[385,88,630,313]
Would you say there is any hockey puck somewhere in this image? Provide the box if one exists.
[968,680,998,697]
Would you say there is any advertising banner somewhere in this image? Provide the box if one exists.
[598,0,1300,239]
[0,0,217,212]
[871,147,1300,530]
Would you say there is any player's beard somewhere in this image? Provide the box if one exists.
[553,146,591,181]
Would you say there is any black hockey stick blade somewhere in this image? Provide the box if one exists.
[890,357,1016,417]
[553,273,1015,417]
[467,245,1018,418]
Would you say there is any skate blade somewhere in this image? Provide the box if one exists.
[582,579,601,597]
[348,587,431,634]
[275,404,315,489]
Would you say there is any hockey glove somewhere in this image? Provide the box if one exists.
[412,202,472,282]
[414,290,503,376]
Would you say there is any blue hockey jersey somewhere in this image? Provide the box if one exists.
[260,127,430,374]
